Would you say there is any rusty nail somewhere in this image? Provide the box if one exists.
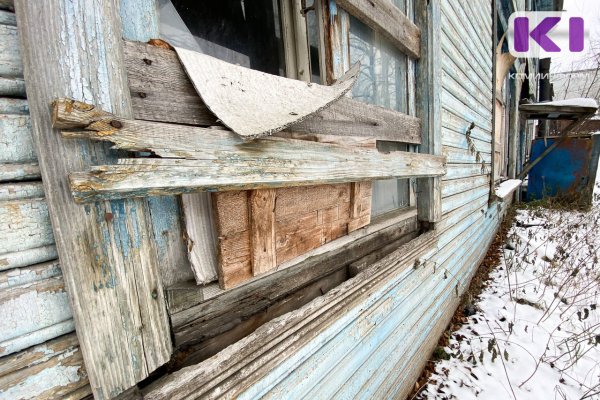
[143,58,152,65]
[152,289,158,299]
[138,92,147,98]
[105,212,113,223]
[110,120,123,129]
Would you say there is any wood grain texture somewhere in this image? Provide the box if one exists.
[0,245,57,272]
[15,1,171,398]
[52,99,445,203]
[0,181,44,200]
[123,41,421,144]
[249,189,277,276]
[120,0,194,290]
[0,0,13,11]
[0,198,54,255]
[0,333,91,399]
[181,193,218,284]
[0,9,15,26]
[170,210,419,350]
[416,0,442,224]
[335,0,421,59]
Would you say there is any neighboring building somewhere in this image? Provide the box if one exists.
[0,0,559,399]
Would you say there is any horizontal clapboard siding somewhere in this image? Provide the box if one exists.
[0,9,78,400]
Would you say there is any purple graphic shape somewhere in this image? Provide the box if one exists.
[514,17,530,52]
[529,16,561,52]
[569,17,584,52]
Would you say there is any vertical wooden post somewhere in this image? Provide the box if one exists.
[119,0,195,288]
[416,0,442,224]
[15,1,171,398]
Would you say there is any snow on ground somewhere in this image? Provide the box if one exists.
[418,187,600,400]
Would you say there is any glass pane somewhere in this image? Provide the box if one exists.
[159,0,285,76]
[305,0,321,83]
[349,16,411,217]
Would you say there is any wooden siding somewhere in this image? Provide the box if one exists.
[143,0,500,399]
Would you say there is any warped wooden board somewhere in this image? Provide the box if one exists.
[335,0,420,59]
[0,24,21,77]
[0,198,54,255]
[16,1,172,397]
[0,114,35,163]
[0,77,25,97]
[0,181,44,201]
[123,41,421,144]
[175,46,359,139]
[0,333,91,399]
[52,99,445,203]
[0,275,73,356]
[0,245,57,272]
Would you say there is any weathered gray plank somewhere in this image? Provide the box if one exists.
[0,9,15,26]
[0,24,21,77]
[336,0,420,59]
[0,276,73,356]
[124,41,421,144]
[52,99,445,203]
[0,181,44,200]
[0,77,25,97]
[0,245,57,272]
[0,114,35,163]
[0,333,91,400]
[15,1,172,398]
[181,193,218,284]
[145,230,437,399]
[0,198,54,255]
[416,0,442,223]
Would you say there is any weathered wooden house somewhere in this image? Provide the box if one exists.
[0,0,560,399]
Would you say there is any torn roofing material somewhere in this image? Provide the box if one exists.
[174,46,360,140]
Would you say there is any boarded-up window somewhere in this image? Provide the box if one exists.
[349,15,412,216]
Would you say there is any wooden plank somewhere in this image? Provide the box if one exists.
[0,98,27,114]
[0,114,35,163]
[0,276,73,356]
[335,0,421,59]
[0,24,21,77]
[15,1,172,397]
[348,181,372,232]
[170,210,419,350]
[181,193,218,284]
[145,229,436,399]
[416,0,442,224]
[0,181,44,200]
[0,245,58,272]
[52,99,445,203]
[0,77,25,97]
[0,162,39,181]
[0,259,61,289]
[123,41,421,144]
[120,0,194,290]
[0,198,54,255]
[249,189,277,276]
[0,333,91,400]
